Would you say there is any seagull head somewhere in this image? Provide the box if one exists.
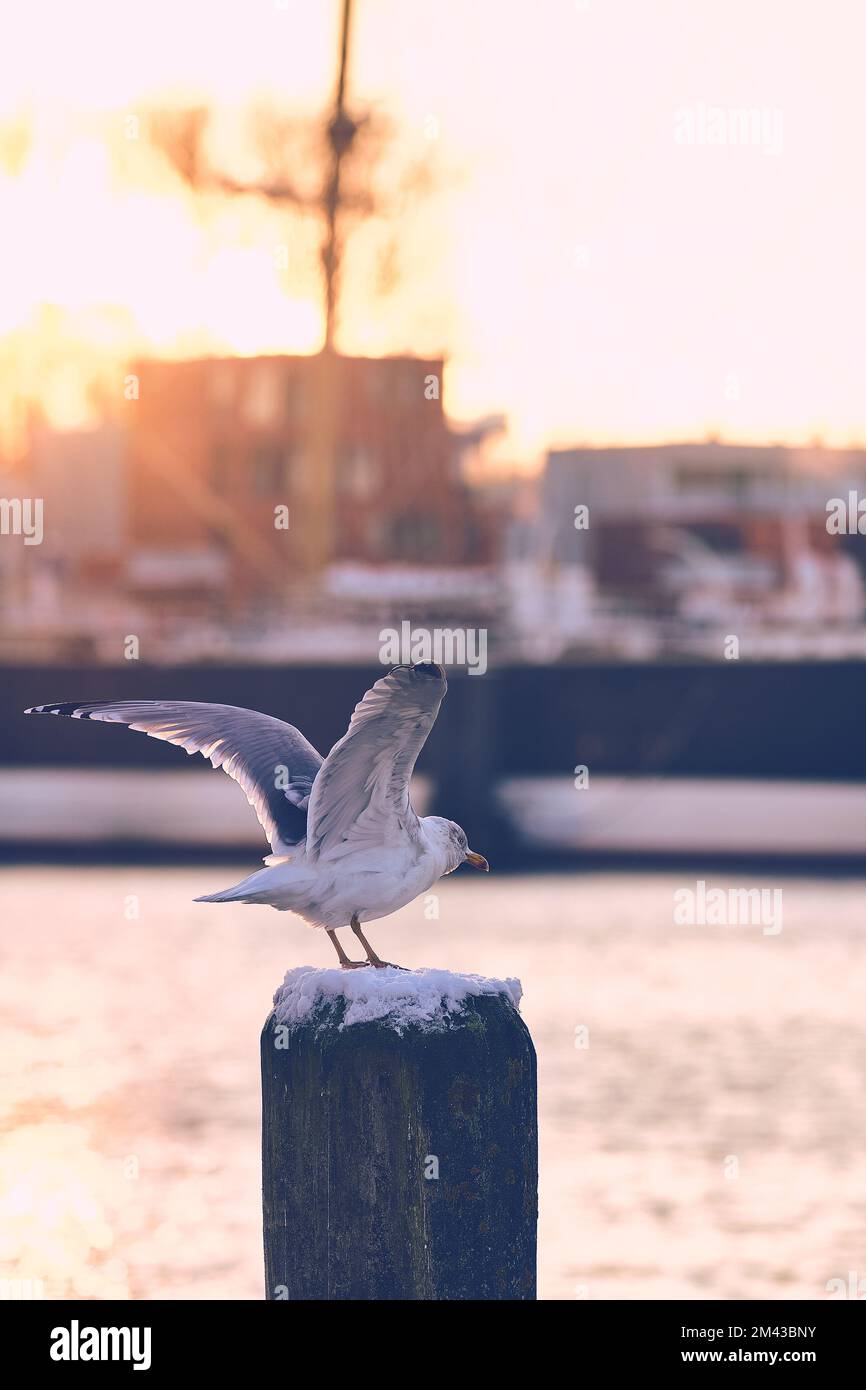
[423,816,490,875]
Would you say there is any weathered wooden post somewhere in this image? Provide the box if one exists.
[261,967,537,1300]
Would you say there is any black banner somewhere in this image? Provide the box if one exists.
[2,1297,861,1375]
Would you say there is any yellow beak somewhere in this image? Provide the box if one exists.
[464,849,490,872]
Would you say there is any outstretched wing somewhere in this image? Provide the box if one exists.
[305,663,446,861]
[24,699,323,853]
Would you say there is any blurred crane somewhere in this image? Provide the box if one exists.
[148,0,365,571]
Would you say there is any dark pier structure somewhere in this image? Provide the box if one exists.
[4,660,866,860]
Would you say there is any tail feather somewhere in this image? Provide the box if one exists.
[195,888,276,905]
[194,867,275,905]
[194,887,251,904]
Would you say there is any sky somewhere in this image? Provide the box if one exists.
[1,0,865,466]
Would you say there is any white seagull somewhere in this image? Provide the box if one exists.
[25,663,489,969]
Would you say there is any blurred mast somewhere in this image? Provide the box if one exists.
[323,0,356,351]
[306,0,357,571]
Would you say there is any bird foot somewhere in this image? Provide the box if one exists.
[339,960,371,970]
[368,959,408,971]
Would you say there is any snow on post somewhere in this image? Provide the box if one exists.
[261,965,538,1300]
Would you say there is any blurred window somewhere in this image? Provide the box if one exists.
[390,511,441,560]
[253,444,286,496]
[211,445,231,496]
[245,368,280,426]
[337,447,380,498]
[285,372,307,424]
[675,466,778,499]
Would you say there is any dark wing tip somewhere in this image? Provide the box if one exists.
[389,662,446,682]
[385,663,448,699]
[24,702,93,717]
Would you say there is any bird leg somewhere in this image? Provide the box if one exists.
[327,928,368,970]
[351,916,406,970]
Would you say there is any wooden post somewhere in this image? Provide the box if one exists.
[261,980,537,1300]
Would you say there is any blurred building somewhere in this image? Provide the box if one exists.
[127,353,494,617]
[30,422,127,580]
[544,440,866,602]
[0,422,128,661]
[498,441,866,659]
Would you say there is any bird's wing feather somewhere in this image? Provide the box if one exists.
[305,663,446,861]
[24,699,323,852]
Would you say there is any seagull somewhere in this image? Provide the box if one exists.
[24,663,489,969]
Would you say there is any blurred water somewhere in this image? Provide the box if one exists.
[1,866,865,1301]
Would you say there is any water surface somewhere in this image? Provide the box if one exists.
[1,867,864,1300]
